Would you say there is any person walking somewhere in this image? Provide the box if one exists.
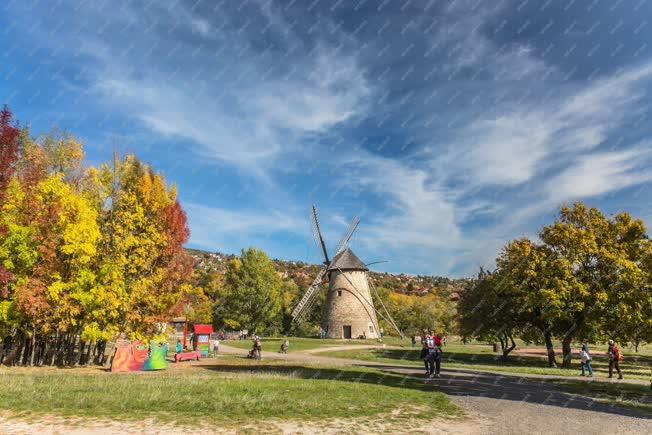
[424,330,442,378]
[411,335,417,348]
[212,337,220,358]
[279,339,289,354]
[607,340,624,379]
[579,342,593,377]
[380,327,385,339]
[419,331,429,376]
[175,339,182,355]
[252,336,262,360]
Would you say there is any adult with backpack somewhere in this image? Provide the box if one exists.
[424,330,442,378]
[607,339,623,379]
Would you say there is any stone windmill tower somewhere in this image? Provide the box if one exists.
[291,206,401,339]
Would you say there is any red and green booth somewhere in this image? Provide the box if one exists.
[193,324,213,357]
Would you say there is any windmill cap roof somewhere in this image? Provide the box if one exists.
[328,248,368,271]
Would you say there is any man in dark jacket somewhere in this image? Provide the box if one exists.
[607,340,623,379]
[424,330,442,378]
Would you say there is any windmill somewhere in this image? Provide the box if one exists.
[291,206,403,339]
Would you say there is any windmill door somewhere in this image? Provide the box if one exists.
[343,325,352,339]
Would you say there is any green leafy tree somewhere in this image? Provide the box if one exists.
[539,203,651,366]
[279,278,300,333]
[458,268,523,361]
[213,248,282,334]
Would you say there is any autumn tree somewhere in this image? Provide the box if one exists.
[384,289,455,336]
[0,158,100,364]
[1,111,195,366]
[538,203,652,367]
[91,156,193,348]
[475,202,652,368]
[494,239,572,367]
[0,105,21,203]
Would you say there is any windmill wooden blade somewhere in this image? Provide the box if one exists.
[291,266,327,321]
[334,215,360,256]
[311,205,330,264]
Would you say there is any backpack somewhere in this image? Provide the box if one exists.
[615,347,624,362]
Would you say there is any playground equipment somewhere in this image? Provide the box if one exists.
[192,324,213,357]
[111,340,169,373]
[175,350,201,362]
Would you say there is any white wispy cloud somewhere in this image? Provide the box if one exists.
[439,61,652,188]
[185,202,306,250]
[544,146,652,202]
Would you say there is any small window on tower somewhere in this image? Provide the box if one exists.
[369,325,374,333]
[337,290,342,297]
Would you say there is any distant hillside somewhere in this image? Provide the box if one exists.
[186,248,468,299]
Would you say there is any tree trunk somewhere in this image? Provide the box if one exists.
[2,334,18,366]
[84,343,94,366]
[543,330,557,368]
[502,332,516,361]
[96,341,106,365]
[65,333,76,366]
[40,338,48,366]
[77,340,86,366]
[29,328,36,366]
[561,335,573,368]
[50,330,60,366]
[0,334,10,365]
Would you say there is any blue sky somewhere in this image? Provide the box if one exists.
[2,0,652,277]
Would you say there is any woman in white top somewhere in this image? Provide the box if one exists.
[579,342,593,377]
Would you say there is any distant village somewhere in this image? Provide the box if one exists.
[187,248,468,301]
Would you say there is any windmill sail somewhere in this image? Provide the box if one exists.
[291,266,327,321]
[311,205,329,264]
[334,215,359,256]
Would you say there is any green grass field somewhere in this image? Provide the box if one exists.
[0,357,459,426]
[542,378,652,414]
[223,336,408,353]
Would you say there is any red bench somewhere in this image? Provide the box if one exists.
[175,350,200,362]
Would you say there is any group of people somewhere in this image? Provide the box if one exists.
[420,330,444,378]
[579,339,624,379]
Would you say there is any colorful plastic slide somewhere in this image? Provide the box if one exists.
[111,340,169,373]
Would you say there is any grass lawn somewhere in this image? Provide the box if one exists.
[222,336,408,353]
[543,378,652,415]
[0,356,459,426]
[322,344,652,381]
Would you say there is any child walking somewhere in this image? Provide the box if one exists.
[579,343,593,377]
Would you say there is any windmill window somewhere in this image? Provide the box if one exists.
[337,290,342,297]
[369,326,374,333]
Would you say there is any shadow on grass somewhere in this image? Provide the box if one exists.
[199,357,652,420]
